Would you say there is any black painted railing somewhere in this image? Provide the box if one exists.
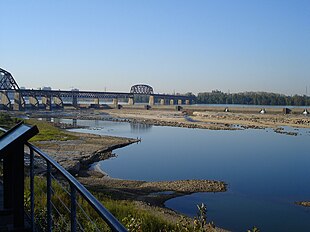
[0,125,127,232]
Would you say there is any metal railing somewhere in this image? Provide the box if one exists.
[0,126,127,232]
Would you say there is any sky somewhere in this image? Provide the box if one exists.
[1,0,310,95]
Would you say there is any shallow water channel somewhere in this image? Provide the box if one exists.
[62,119,310,231]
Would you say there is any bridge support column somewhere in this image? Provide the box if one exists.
[112,98,118,107]
[128,97,134,105]
[148,96,154,105]
[54,96,63,109]
[94,98,100,105]
[42,96,52,110]
[0,91,11,110]
[13,92,25,111]
[160,99,165,105]
[185,99,190,105]
[29,96,39,109]
[72,96,78,108]
[177,99,182,105]
[170,99,174,105]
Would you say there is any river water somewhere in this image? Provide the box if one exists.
[62,118,310,231]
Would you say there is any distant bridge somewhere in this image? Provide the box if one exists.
[0,68,195,110]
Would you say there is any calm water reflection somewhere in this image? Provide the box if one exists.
[66,119,310,232]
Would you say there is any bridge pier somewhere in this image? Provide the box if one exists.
[177,99,182,105]
[13,92,25,111]
[148,96,154,106]
[112,98,118,107]
[54,96,63,109]
[0,91,11,110]
[29,96,39,109]
[94,98,100,105]
[42,96,52,110]
[128,97,134,105]
[72,96,78,108]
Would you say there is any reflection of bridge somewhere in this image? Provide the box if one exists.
[0,68,195,110]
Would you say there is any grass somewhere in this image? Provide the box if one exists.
[0,113,77,141]
[24,176,179,232]
[25,118,78,142]
[0,112,21,130]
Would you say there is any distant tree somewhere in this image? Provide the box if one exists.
[196,91,310,106]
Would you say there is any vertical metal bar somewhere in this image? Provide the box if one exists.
[70,184,77,231]
[47,162,52,232]
[30,148,35,230]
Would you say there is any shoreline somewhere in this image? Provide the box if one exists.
[24,108,310,208]
[32,122,227,209]
[17,106,310,132]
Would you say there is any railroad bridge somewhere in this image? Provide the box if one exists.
[0,68,195,110]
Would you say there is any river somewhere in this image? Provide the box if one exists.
[61,118,310,231]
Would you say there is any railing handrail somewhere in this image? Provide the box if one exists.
[0,126,127,232]
[26,142,127,232]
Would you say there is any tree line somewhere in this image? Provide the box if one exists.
[129,90,310,106]
[196,91,310,106]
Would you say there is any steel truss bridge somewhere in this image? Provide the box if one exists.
[0,68,195,110]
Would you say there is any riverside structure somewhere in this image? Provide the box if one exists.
[0,68,195,111]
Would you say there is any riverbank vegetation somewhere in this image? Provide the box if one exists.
[197,91,310,106]
[26,118,78,142]
[24,176,219,232]
[0,112,20,130]
[0,113,77,141]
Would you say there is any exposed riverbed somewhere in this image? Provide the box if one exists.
[63,118,310,232]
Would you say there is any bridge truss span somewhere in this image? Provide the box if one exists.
[19,89,134,99]
[0,68,20,90]
[0,67,195,110]
[130,84,154,95]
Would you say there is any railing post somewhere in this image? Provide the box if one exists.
[70,184,77,231]
[47,162,52,232]
[30,148,35,230]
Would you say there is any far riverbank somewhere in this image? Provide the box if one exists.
[11,103,310,132]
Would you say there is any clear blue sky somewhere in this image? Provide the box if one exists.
[1,0,309,95]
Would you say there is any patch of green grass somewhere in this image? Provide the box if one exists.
[98,196,176,231]
[0,114,76,142]
[24,176,178,231]
[0,112,21,130]
[26,119,78,142]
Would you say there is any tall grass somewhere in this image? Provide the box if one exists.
[24,176,179,231]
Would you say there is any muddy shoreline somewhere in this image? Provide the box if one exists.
[19,106,310,132]
[295,201,310,208]
[33,127,227,208]
[23,108,309,207]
